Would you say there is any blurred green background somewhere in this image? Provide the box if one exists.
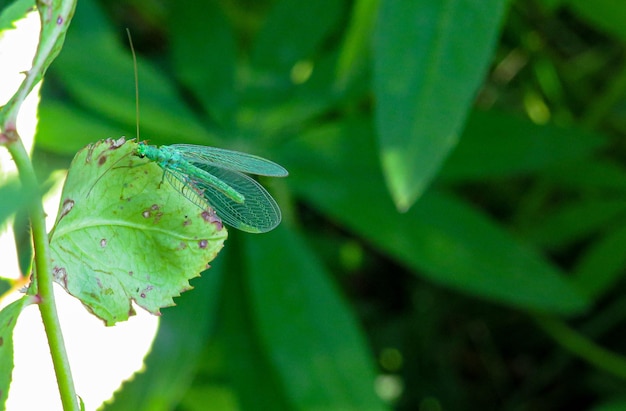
[14,0,626,409]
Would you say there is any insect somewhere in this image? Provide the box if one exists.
[136,143,288,233]
[124,30,287,234]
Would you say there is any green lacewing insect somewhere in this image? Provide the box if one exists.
[136,143,288,233]
[125,30,288,233]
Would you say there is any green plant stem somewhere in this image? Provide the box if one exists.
[535,314,626,380]
[0,1,78,408]
[8,138,79,411]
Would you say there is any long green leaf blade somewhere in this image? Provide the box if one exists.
[281,118,588,315]
[245,228,388,410]
[374,0,507,211]
[0,296,34,411]
[220,245,292,411]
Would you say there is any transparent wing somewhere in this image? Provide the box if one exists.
[169,144,288,177]
[165,165,282,233]
[163,169,211,210]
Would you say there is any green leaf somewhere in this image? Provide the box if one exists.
[335,0,380,88]
[373,0,508,211]
[0,279,11,296]
[167,0,237,125]
[545,159,626,192]
[0,0,34,31]
[12,207,32,278]
[524,199,626,251]
[573,222,626,301]
[244,227,387,411]
[46,0,215,147]
[568,0,626,41]
[35,101,130,155]
[589,398,626,411]
[178,384,238,411]
[0,178,33,228]
[0,178,37,278]
[440,110,606,182]
[103,263,224,411]
[281,118,588,315]
[49,138,227,325]
[220,244,292,411]
[251,0,345,72]
[0,296,34,411]
[235,51,368,141]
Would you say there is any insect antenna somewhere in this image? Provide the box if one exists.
[126,28,140,141]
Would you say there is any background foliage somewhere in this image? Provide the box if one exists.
[5,0,626,409]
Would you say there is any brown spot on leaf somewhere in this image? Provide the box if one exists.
[98,155,107,165]
[59,199,75,220]
[100,238,107,247]
[110,137,125,148]
[201,209,223,230]
[140,285,154,299]
[198,239,208,249]
[52,266,68,288]
[87,292,101,302]
[201,210,214,222]
[85,144,96,163]
[143,208,163,223]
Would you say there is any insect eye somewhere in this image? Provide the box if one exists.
[135,147,146,158]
